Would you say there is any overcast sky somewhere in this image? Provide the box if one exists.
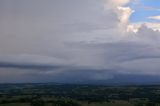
[0,0,160,83]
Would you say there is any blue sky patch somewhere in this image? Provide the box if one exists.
[129,0,160,22]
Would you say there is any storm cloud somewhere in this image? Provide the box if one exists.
[0,0,160,83]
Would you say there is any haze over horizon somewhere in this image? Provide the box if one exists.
[0,0,160,83]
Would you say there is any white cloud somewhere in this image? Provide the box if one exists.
[148,16,160,20]
[118,7,134,24]
[105,0,135,33]
[106,0,130,7]
[117,7,134,32]
[128,22,160,32]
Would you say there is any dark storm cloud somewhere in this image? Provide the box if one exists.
[0,62,62,70]
[0,0,160,83]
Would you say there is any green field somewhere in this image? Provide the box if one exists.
[0,84,160,106]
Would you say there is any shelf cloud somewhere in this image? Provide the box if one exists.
[0,0,160,83]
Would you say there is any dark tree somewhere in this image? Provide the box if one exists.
[30,99,45,106]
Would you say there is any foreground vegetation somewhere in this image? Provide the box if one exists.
[0,83,160,106]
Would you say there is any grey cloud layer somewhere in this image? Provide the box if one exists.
[0,0,160,83]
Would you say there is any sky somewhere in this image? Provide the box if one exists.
[0,0,160,83]
[130,0,160,23]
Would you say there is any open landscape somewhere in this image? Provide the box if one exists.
[0,83,160,106]
[0,0,160,106]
